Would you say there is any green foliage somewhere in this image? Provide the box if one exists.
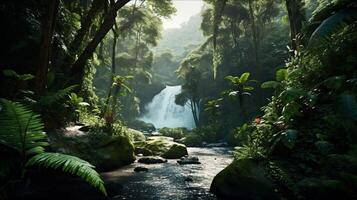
[2,69,35,81]
[0,99,106,196]
[0,99,47,157]
[158,127,188,140]
[39,85,78,106]
[26,153,106,196]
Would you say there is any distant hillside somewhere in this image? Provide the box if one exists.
[155,13,205,59]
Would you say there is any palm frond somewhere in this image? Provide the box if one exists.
[0,99,47,157]
[26,152,107,196]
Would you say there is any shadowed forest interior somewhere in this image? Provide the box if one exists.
[0,0,357,199]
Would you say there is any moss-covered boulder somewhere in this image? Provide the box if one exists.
[49,130,135,171]
[93,136,136,171]
[136,136,188,159]
[210,159,280,200]
[126,128,146,142]
[162,143,188,159]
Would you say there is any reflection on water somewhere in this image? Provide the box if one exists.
[102,147,233,200]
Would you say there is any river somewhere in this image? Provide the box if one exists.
[102,147,233,200]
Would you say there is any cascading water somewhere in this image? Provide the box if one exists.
[140,85,195,129]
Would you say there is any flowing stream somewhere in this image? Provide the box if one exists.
[102,147,233,200]
[140,85,195,129]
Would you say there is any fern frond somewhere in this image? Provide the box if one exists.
[0,99,47,157]
[26,153,107,196]
[39,85,78,106]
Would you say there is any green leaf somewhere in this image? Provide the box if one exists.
[276,69,287,82]
[243,86,254,91]
[261,81,280,89]
[2,69,17,77]
[27,153,107,196]
[239,72,250,83]
[18,74,35,81]
[280,87,306,102]
[282,101,301,121]
[0,99,46,156]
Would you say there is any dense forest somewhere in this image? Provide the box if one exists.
[0,0,356,199]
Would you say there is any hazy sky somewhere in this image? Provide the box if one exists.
[161,0,204,29]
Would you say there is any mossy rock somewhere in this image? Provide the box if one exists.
[93,135,136,171]
[136,136,188,159]
[162,143,188,159]
[210,159,280,200]
[134,147,153,156]
[126,128,146,142]
[49,132,135,171]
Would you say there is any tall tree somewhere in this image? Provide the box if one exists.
[35,0,59,96]
[285,0,305,50]
[70,0,131,86]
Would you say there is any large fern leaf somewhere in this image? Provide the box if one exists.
[39,85,78,106]
[26,153,107,196]
[0,99,47,157]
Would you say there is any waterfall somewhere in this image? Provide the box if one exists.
[139,85,195,129]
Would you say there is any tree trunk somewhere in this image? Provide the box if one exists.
[285,0,305,51]
[62,0,105,68]
[248,0,259,67]
[70,0,130,87]
[35,0,59,96]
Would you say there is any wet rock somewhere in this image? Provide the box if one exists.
[184,177,193,182]
[78,125,90,132]
[210,158,280,200]
[138,156,167,164]
[93,136,136,171]
[134,166,149,172]
[162,143,188,159]
[135,136,188,159]
[127,128,146,142]
[177,156,201,165]
[49,132,135,171]
[135,147,153,156]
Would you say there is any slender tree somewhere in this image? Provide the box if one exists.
[35,0,59,96]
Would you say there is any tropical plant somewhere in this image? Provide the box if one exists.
[261,68,288,92]
[66,93,90,122]
[224,72,255,118]
[0,99,106,197]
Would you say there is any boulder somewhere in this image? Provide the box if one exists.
[177,156,201,165]
[49,132,135,171]
[162,143,188,159]
[134,147,153,156]
[210,159,280,200]
[93,135,136,171]
[126,128,146,142]
[134,166,149,172]
[136,136,188,159]
[138,156,167,164]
